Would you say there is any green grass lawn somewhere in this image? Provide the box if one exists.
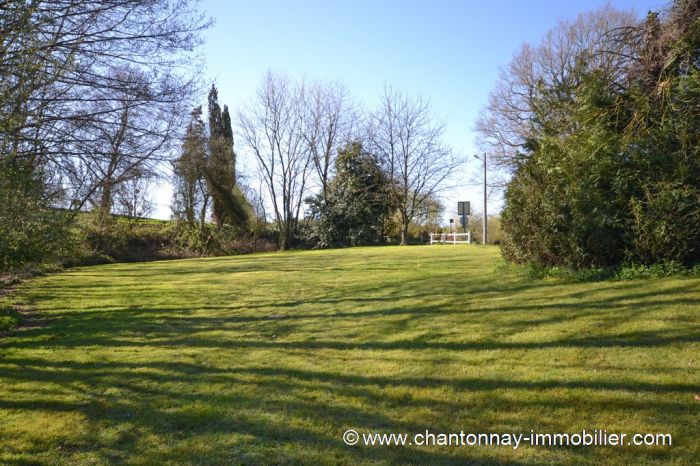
[1,246,698,465]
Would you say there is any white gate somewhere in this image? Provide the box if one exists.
[429,232,471,245]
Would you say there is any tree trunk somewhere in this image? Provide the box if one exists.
[279,231,287,251]
[400,222,409,245]
[199,195,209,230]
[99,180,112,225]
[279,219,290,251]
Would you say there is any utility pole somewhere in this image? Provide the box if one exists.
[482,153,487,245]
[474,154,488,245]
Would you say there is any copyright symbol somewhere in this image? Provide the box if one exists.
[343,429,359,445]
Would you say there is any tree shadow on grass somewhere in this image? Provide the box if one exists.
[1,258,698,464]
[0,354,690,465]
[2,293,697,355]
[0,357,548,465]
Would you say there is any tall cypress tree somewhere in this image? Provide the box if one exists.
[205,84,246,228]
[222,105,236,183]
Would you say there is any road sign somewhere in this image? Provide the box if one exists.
[458,201,470,216]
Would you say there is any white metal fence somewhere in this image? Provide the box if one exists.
[429,232,471,244]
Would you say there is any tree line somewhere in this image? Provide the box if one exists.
[10,0,689,273]
[478,0,700,269]
[1,0,458,271]
[172,72,459,252]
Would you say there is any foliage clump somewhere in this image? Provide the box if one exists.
[487,1,700,269]
[306,142,395,247]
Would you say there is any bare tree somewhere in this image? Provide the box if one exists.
[238,72,312,250]
[62,67,181,223]
[1,0,209,210]
[114,177,155,220]
[475,5,637,170]
[241,179,269,253]
[302,81,357,200]
[368,87,460,245]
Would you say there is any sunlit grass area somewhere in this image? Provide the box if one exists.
[1,246,698,465]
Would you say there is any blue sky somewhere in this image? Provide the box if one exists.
[153,0,666,219]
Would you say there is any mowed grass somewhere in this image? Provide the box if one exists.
[0,246,698,465]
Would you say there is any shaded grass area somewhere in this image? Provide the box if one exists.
[0,246,698,465]
[0,307,20,333]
